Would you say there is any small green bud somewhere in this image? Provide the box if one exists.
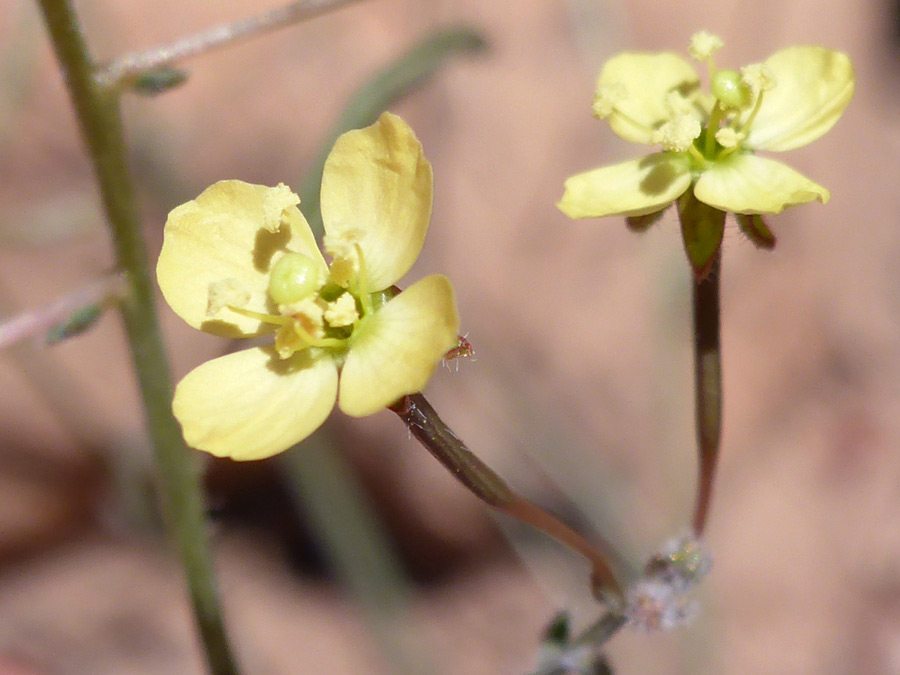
[132,67,188,96]
[268,253,320,304]
[710,69,751,109]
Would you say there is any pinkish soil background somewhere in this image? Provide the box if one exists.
[1,0,900,673]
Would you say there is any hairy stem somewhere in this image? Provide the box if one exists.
[97,0,364,89]
[36,1,238,672]
[390,393,623,600]
[691,251,722,535]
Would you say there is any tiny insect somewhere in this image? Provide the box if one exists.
[442,333,475,371]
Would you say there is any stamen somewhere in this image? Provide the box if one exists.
[740,63,775,93]
[275,320,345,358]
[736,64,774,136]
[714,127,741,149]
[228,305,291,326]
[261,183,300,233]
[353,243,374,316]
[592,83,627,119]
[651,114,701,153]
[737,88,766,137]
[324,292,359,327]
[688,31,723,62]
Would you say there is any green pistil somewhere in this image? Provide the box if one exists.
[703,104,725,157]
[687,142,708,168]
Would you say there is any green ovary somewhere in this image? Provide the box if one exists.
[268,252,320,304]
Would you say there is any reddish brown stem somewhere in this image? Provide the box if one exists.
[691,251,722,534]
[390,393,623,600]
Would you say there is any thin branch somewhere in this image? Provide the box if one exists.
[390,393,624,601]
[97,0,365,89]
[0,273,124,349]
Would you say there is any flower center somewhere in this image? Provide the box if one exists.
[207,241,383,360]
[687,34,776,165]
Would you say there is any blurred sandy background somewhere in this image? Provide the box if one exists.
[1,0,899,672]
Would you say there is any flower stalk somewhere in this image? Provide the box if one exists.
[36,1,238,672]
[690,251,722,534]
[389,393,624,601]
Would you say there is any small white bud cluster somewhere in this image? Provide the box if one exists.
[625,533,712,631]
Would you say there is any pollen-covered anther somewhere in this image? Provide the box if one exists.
[714,127,742,148]
[323,230,365,287]
[740,63,776,93]
[651,114,701,152]
[207,278,250,317]
[688,31,723,61]
[324,293,359,328]
[278,296,324,326]
[592,83,627,119]
[274,298,326,358]
[261,183,301,233]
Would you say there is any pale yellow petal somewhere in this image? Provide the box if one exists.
[694,154,829,214]
[157,180,327,337]
[597,52,702,145]
[339,275,458,417]
[557,153,692,218]
[745,46,854,152]
[173,346,338,460]
[320,113,432,291]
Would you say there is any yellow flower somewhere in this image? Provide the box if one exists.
[157,113,459,460]
[558,32,854,274]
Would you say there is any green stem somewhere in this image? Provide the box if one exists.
[280,437,432,675]
[690,250,722,535]
[36,2,238,673]
[572,610,627,649]
[390,394,623,601]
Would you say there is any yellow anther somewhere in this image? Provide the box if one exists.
[592,83,627,119]
[740,63,776,93]
[714,127,742,148]
[324,292,359,327]
[261,183,300,233]
[688,31,723,62]
[651,114,701,152]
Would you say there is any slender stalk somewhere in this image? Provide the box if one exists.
[690,251,722,535]
[97,0,364,89]
[0,273,124,349]
[390,393,623,601]
[572,610,627,649]
[36,2,239,672]
[280,438,432,675]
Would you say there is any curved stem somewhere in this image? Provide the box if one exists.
[690,251,722,535]
[389,393,623,601]
[36,2,239,673]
